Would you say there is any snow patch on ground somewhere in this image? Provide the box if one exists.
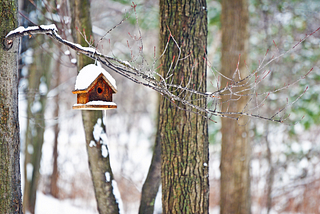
[36,192,98,214]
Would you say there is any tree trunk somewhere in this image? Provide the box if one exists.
[265,124,274,214]
[22,2,53,210]
[220,0,250,214]
[23,41,52,213]
[50,48,62,198]
[138,105,161,214]
[70,0,120,213]
[159,0,209,213]
[0,0,23,213]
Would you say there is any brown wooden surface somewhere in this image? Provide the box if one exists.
[88,77,113,102]
[72,104,117,110]
[77,93,88,104]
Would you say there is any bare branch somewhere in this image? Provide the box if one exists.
[5,24,320,123]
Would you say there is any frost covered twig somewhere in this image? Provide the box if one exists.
[5,24,319,123]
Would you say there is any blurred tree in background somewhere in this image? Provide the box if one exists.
[21,0,54,212]
[220,0,251,213]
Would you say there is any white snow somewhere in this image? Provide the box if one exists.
[71,58,77,64]
[64,50,71,56]
[31,101,42,113]
[93,118,103,141]
[89,140,96,147]
[291,142,301,153]
[100,133,108,145]
[39,24,58,31]
[301,140,312,153]
[35,192,97,214]
[72,101,117,110]
[122,61,131,67]
[92,119,109,158]
[27,145,34,154]
[24,48,34,65]
[84,101,117,106]
[112,180,124,214]
[105,172,111,182]
[39,81,48,94]
[86,100,117,106]
[101,145,109,158]
[27,163,33,181]
[6,24,58,38]
[74,64,117,92]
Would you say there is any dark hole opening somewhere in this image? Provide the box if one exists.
[97,87,103,94]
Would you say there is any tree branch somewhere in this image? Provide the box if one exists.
[5,24,319,123]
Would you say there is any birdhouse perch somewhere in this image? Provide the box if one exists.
[72,64,117,110]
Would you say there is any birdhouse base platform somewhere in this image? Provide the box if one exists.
[72,101,117,110]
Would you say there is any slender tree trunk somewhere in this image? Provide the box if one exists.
[0,0,23,213]
[23,45,52,213]
[50,49,62,198]
[159,0,209,213]
[70,0,119,213]
[138,104,161,214]
[22,12,53,213]
[265,124,273,214]
[220,0,250,214]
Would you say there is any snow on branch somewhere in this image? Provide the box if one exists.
[4,24,320,123]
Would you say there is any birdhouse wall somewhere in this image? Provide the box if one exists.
[77,93,88,104]
[88,77,113,102]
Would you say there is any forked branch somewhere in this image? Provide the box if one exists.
[5,24,319,123]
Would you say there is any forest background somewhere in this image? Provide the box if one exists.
[14,0,320,213]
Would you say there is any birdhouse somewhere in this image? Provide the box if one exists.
[72,64,117,110]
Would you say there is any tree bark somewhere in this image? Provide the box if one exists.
[70,0,120,213]
[0,0,23,213]
[220,0,250,214]
[138,105,161,214]
[159,0,209,213]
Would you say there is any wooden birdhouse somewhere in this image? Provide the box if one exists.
[72,64,117,110]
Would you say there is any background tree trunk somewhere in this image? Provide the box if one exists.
[49,48,62,198]
[0,0,23,213]
[22,1,53,211]
[22,35,53,214]
[70,0,120,213]
[159,0,209,213]
[220,0,250,214]
[138,104,161,214]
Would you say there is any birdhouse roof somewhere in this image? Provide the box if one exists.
[73,64,117,93]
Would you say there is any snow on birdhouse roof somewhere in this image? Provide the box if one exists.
[74,64,117,92]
